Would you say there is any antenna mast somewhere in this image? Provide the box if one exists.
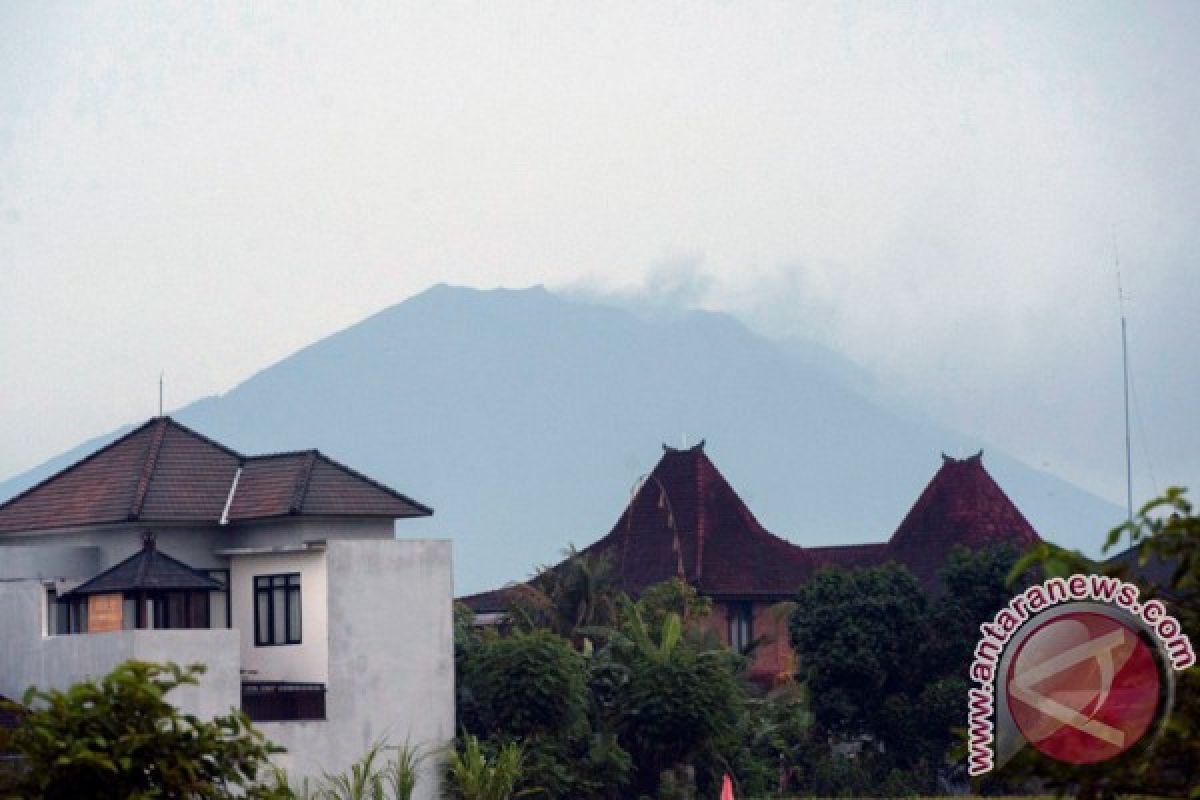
[1115,242,1133,528]
[159,372,164,417]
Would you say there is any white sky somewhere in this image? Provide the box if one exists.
[2,2,1197,506]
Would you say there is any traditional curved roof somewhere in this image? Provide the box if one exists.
[0,417,432,534]
[462,445,1043,611]
[581,442,815,598]
[883,451,1041,586]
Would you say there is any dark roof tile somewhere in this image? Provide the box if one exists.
[63,535,223,596]
[0,417,431,533]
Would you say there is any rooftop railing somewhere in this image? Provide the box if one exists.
[240,681,326,722]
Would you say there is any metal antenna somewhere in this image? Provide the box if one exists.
[159,372,164,417]
[1114,236,1133,529]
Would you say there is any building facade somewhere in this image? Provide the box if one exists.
[0,417,453,797]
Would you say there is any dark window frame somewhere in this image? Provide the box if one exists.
[728,601,753,654]
[254,573,302,646]
[46,587,88,635]
[206,569,231,629]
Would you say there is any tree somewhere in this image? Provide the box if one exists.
[611,596,742,796]
[459,629,588,740]
[790,562,929,738]
[505,547,622,646]
[924,544,1022,678]
[0,660,283,800]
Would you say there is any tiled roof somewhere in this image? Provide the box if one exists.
[460,446,1043,606]
[63,534,223,596]
[580,443,813,598]
[884,452,1041,587]
[0,417,432,534]
[808,542,890,571]
[225,451,431,521]
[459,586,519,614]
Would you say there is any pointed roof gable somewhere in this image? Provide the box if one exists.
[0,417,432,534]
[63,534,223,597]
[584,442,813,598]
[0,418,239,533]
[460,446,1045,612]
[885,451,1041,586]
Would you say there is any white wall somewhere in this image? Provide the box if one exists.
[230,550,329,684]
[0,580,240,719]
[261,538,453,800]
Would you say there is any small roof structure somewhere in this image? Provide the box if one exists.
[0,416,432,534]
[62,532,223,598]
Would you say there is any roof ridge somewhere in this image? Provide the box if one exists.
[0,418,160,514]
[307,450,434,516]
[244,449,316,461]
[159,416,245,460]
[128,418,169,520]
[288,450,319,514]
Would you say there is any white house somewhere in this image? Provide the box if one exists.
[0,417,454,797]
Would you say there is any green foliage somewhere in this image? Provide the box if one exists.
[445,735,526,800]
[269,741,423,800]
[926,544,1023,676]
[617,599,742,795]
[460,628,588,739]
[456,578,748,799]
[505,547,622,644]
[790,562,929,736]
[725,681,814,797]
[0,660,283,800]
[635,576,712,628]
[788,550,1024,795]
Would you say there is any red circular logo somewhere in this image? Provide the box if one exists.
[1006,611,1161,764]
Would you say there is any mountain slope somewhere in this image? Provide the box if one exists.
[1,285,1122,593]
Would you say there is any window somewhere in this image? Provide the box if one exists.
[149,591,210,629]
[254,574,301,646]
[46,588,87,635]
[728,602,753,654]
[206,569,231,629]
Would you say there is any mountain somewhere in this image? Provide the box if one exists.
[0,285,1122,594]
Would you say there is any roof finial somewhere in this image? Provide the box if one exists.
[142,530,157,551]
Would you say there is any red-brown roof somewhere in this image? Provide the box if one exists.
[884,451,1041,587]
[461,446,1042,610]
[808,542,889,571]
[581,443,813,598]
[0,417,431,534]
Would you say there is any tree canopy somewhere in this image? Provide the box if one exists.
[0,661,283,800]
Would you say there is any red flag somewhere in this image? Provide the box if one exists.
[720,773,735,800]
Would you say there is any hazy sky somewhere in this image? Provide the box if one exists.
[2,2,1197,507]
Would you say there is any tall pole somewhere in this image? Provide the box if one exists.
[1116,252,1133,529]
[1121,313,1132,527]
